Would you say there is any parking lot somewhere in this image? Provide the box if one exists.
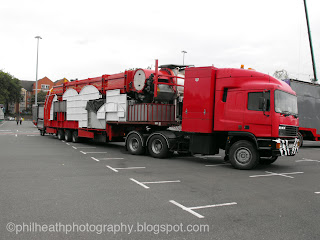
[1,120,320,239]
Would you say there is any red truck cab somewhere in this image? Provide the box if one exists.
[181,66,299,169]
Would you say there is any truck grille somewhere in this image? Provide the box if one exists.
[279,125,298,137]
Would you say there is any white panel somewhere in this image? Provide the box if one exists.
[106,103,118,112]
[106,89,120,97]
[50,95,58,120]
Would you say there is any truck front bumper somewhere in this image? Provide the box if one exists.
[273,138,299,156]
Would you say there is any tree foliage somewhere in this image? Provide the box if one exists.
[273,69,289,80]
[0,70,21,106]
[31,90,47,104]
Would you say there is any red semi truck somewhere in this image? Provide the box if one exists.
[36,60,300,169]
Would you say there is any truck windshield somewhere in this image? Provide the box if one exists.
[274,90,298,115]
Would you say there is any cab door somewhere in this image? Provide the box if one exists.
[243,91,272,137]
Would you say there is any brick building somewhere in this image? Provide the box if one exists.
[9,77,69,114]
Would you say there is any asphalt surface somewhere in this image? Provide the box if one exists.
[0,120,320,240]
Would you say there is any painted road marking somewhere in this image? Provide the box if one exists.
[74,147,96,149]
[296,158,320,163]
[106,165,145,173]
[169,200,237,219]
[15,134,17,137]
[315,192,320,194]
[72,146,77,149]
[80,151,107,154]
[62,140,65,142]
[66,143,70,145]
[0,130,11,131]
[91,157,100,162]
[250,171,304,179]
[130,178,180,189]
[205,163,229,167]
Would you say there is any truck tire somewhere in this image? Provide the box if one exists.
[65,130,72,142]
[229,140,259,170]
[57,129,65,140]
[72,131,80,143]
[40,130,45,136]
[126,133,145,155]
[260,156,278,165]
[298,132,303,147]
[148,135,169,158]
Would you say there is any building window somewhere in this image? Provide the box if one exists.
[41,84,50,90]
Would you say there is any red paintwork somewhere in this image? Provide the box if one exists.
[182,67,216,133]
[78,129,94,138]
[181,67,298,137]
[299,127,320,141]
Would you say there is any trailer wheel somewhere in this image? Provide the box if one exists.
[148,135,169,158]
[260,156,278,165]
[65,130,72,142]
[72,131,80,143]
[229,140,259,170]
[57,129,65,140]
[126,133,145,155]
[298,132,303,147]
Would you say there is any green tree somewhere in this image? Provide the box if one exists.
[31,90,47,104]
[0,70,22,112]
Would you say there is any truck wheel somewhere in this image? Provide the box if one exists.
[148,135,169,158]
[229,140,259,170]
[260,156,278,165]
[65,130,72,142]
[298,132,303,147]
[72,131,80,143]
[40,130,45,136]
[57,129,65,140]
[126,133,145,155]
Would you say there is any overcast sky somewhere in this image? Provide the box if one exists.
[1,0,319,82]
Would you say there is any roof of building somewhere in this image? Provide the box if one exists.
[20,80,35,92]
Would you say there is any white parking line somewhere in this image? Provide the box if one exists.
[130,178,149,189]
[296,158,320,163]
[130,178,181,189]
[80,151,107,154]
[91,157,100,162]
[74,147,97,149]
[169,200,237,219]
[72,146,77,149]
[250,171,304,179]
[106,165,145,173]
[315,192,320,194]
[66,143,70,145]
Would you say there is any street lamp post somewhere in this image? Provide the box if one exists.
[35,36,42,106]
[181,50,187,65]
